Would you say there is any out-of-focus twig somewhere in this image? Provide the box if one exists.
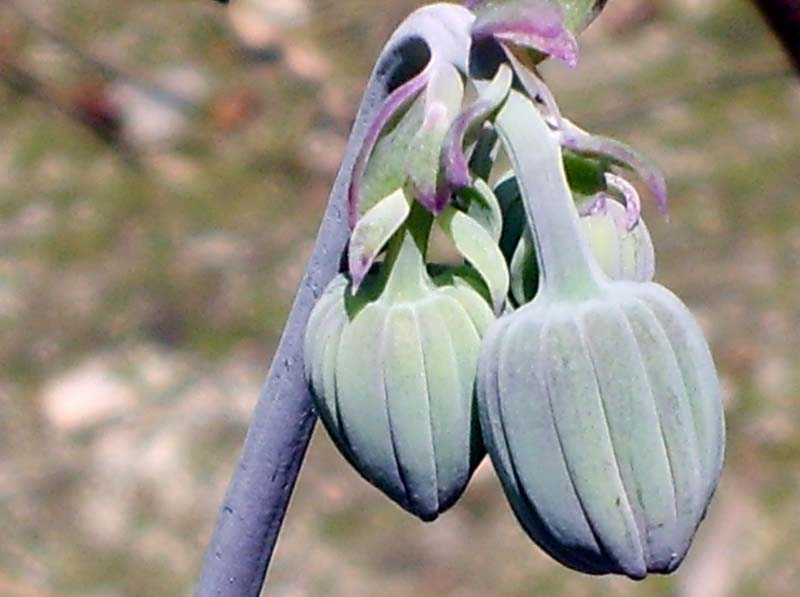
[752,0,800,74]
[5,0,192,109]
[0,56,141,167]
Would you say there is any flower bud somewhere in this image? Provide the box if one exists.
[479,282,725,578]
[579,196,655,283]
[478,90,724,578]
[305,232,494,521]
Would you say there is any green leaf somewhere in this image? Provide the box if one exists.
[348,188,410,289]
[563,150,607,196]
[459,178,503,242]
[438,206,509,313]
[509,229,538,306]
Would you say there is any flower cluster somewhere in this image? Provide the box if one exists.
[304,1,724,579]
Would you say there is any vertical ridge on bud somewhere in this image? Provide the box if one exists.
[541,312,648,579]
[639,285,726,488]
[384,305,440,518]
[418,299,471,508]
[579,303,679,567]
[490,313,610,574]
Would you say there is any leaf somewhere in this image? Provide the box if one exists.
[563,150,607,196]
[509,229,538,306]
[348,3,476,225]
[438,206,509,313]
[468,126,498,182]
[441,63,513,192]
[408,62,465,213]
[350,72,429,225]
[493,173,527,261]
[348,188,410,290]
[460,178,503,242]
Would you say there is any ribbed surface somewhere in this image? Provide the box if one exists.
[305,273,494,520]
[477,281,725,579]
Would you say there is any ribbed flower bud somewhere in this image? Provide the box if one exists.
[477,91,725,578]
[580,196,655,282]
[305,230,495,521]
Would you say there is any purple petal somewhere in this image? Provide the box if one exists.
[442,105,483,190]
[347,70,429,228]
[559,119,668,214]
[472,1,579,67]
[578,193,608,217]
[605,173,642,231]
[414,187,450,215]
[441,64,513,193]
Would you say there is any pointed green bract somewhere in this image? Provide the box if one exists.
[462,178,503,242]
[348,188,411,290]
[438,206,509,313]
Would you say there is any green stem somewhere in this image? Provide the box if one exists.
[381,202,434,301]
[495,90,604,300]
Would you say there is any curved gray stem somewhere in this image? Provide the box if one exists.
[195,31,433,597]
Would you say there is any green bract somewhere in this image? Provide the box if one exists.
[477,91,725,579]
[305,228,494,521]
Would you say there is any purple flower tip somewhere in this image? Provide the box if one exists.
[471,1,579,67]
[559,119,669,217]
[415,187,451,215]
[645,171,669,216]
[348,251,371,293]
[605,173,642,231]
[579,193,608,217]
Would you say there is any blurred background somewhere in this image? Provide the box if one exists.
[1,0,799,595]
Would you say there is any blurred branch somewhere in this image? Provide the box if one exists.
[6,0,191,109]
[752,0,800,73]
[0,56,141,167]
